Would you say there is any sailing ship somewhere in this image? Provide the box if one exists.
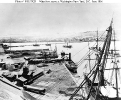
[69,19,121,100]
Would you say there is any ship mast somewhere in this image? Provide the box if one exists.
[96,28,98,50]
[113,29,119,98]
[86,19,113,100]
[88,41,91,72]
[69,19,113,100]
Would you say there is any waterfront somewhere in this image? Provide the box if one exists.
[4,42,95,62]
[0,41,95,100]
[1,41,121,99]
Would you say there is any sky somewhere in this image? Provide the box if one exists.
[0,3,121,39]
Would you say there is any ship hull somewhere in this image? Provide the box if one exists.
[85,75,121,100]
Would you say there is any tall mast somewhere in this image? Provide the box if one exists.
[69,19,113,100]
[113,29,119,98]
[88,41,91,72]
[97,28,98,49]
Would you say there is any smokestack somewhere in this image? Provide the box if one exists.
[69,53,71,61]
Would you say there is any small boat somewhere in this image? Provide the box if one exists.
[33,41,39,46]
[45,42,51,46]
[2,44,9,49]
[33,44,39,46]
[64,61,77,73]
[63,43,72,48]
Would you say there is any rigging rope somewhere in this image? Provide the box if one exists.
[69,27,111,100]
[109,64,115,85]
[76,50,94,67]
[72,44,88,58]
[77,42,103,67]
[75,32,106,67]
[72,30,106,59]
[117,70,121,84]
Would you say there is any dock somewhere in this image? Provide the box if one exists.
[0,62,80,100]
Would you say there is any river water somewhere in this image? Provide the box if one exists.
[4,42,97,63]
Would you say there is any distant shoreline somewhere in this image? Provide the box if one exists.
[1,38,105,44]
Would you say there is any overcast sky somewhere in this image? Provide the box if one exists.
[0,3,121,39]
